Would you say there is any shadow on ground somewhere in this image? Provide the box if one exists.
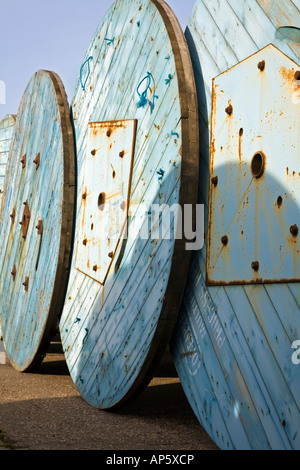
[0,341,218,450]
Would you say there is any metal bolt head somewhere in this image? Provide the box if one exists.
[290,224,299,237]
[36,220,43,235]
[11,265,16,281]
[10,209,15,223]
[211,176,218,187]
[20,154,26,168]
[257,60,265,71]
[295,71,300,81]
[23,276,29,291]
[251,261,259,272]
[33,152,40,170]
[221,235,228,246]
[225,104,233,116]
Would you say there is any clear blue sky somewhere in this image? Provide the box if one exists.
[0,0,195,121]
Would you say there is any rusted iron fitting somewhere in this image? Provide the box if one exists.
[11,265,16,281]
[211,176,218,187]
[251,261,259,272]
[23,276,29,292]
[36,219,43,235]
[225,104,233,115]
[20,154,26,169]
[221,235,228,246]
[19,201,31,239]
[10,208,15,223]
[33,153,40,170]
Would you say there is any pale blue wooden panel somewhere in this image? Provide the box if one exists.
[0,114,16,345]
[0,71,75,371]
[60,0,199,409]
[170,0,300,450]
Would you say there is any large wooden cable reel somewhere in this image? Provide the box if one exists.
[59,0,199,409]
[170,0,300,450]
[0,114,16,211]
[0,70,75,372]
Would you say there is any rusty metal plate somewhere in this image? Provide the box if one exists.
[75,120,136,285]
[170,0,300,452]
[207,44,300,285]
[0,70,75,372]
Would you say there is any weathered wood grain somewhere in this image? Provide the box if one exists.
[59,0,199,409]
[0,114,16,212]
[0,71,75,371]
[170,0,300,450]
[0,114,16,343]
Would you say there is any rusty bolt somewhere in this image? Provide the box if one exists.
[11,265,16,281]
[119,150,125,158]
[33,152,40,170]
[82,238,87,246]
[106,129,111,137]
[295,71,300,81]
[91,149,96,156]
[221,235,228,246]
[93,265,97,272]
[290,224,299,237]
[251,261,259,272]
[211,176,218,187]
[82,192,87,200]
[257,60,265,71]
[10,209,15,223]
[20,154,26,169]
[225,104,233,116]
[23,276,29,292]
[108,251,114,258]
[36,220,43,235]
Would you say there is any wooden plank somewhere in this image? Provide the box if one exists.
[0,71,75,372]
[0,114,16,199]
[0,114,16,344]
[60,0,199,409]
[170,0,300,450]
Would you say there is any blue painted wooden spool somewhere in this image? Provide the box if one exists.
[0,70,75,372]
[59,0,198,409]
[0,113,16,344]
[0,114,16,210]
[170,0,300,450]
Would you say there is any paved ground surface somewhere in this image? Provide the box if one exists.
[0,339,218,451]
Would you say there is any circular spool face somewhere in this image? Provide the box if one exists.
[170,0,300,451]
[0,71,75,372]
[60,0,198,408]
